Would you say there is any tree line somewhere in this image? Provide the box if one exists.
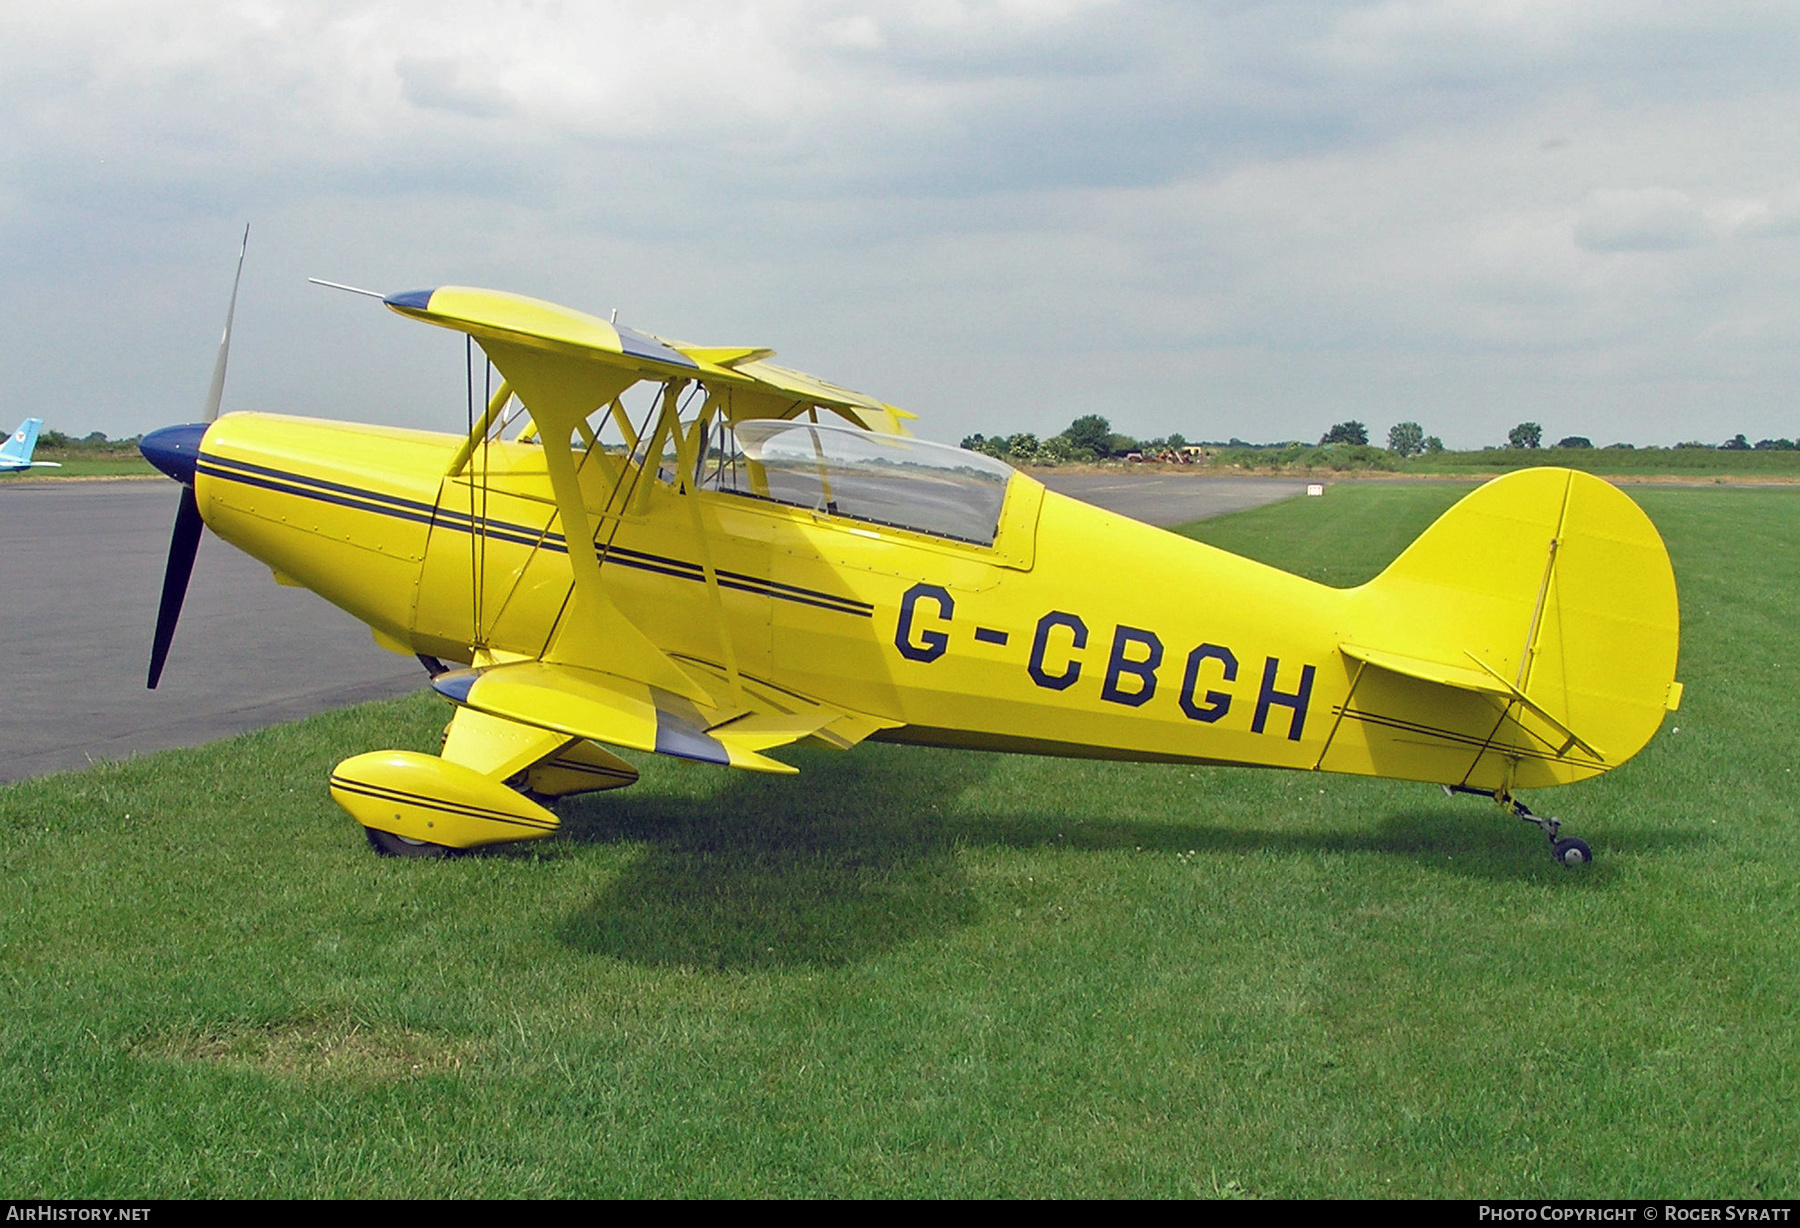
[33,429,144,454]
[962,415,1798,462]
[959,415,1175,465]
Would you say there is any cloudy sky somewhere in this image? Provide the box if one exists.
[4,0,1798,449]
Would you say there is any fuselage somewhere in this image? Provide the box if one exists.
[189,410,1656,790]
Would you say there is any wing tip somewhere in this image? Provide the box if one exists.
[383,288,436,311]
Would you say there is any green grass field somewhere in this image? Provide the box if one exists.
[1402,447,1800,479]
[0,455,157,479]
[1,484,1795,1197]
[1177,442,1800,478]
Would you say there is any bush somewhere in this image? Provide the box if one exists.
[1063,415,1112,456]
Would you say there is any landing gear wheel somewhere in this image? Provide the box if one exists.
[1551,837,1592,867]
[365,826,454,859]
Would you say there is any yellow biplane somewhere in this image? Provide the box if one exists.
[141,278,1680,866]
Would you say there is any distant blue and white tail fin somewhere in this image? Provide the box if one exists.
[0,419,60,471]
[0,418,40,464]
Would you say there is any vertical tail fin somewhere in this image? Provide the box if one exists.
[1330,468,1680,790]
[0,418,42,466]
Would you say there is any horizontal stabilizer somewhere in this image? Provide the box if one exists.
[1340,643,1509,696]
[1339,643,1604,761]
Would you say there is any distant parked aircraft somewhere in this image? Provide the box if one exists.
[0,419,61,473]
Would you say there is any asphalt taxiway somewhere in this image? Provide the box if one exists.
[0,480,424,782]
[0,471,1307,782]
[1038,471,1308,523]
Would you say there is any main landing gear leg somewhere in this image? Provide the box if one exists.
[1442,786,1592,866]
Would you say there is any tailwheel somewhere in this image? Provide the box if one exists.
[365,826,455,859]
[1441,785,1594,867]
[1551,837,1593,867]
[1506,794,1592,868]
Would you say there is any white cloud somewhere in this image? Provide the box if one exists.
[1574,188,1711,252]
[1733,188,1800,239]
[395,57,513,119]
[822,13,885,49]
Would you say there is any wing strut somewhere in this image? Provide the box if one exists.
[674,392,743,705]
[477,337,712,705]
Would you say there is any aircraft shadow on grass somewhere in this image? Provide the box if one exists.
[541,746,1710,970]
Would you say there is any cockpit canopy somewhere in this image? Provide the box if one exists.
[708,420,1015,547]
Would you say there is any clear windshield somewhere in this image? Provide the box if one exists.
[708,420,1015,546]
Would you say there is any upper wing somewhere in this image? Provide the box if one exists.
[382,285,914,435]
